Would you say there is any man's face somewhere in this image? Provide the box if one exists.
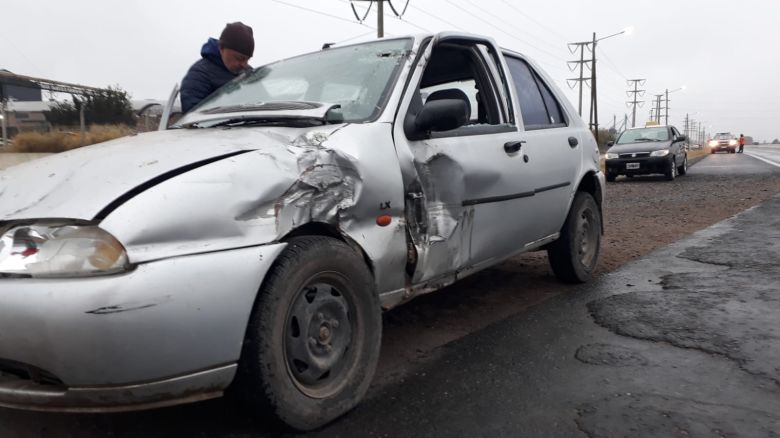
[220,47,251,74]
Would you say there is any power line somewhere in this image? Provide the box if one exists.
[334,30,378,45]
[407,3,467,31]
[459,0,568,56]
[498,0,571,42]
[271,0,375,28]
[443,0,569,66]
[598,46,628,80]
[343,0,430,33]
[0,30,42,75]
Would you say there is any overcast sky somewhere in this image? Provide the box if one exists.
[2,0,779,141]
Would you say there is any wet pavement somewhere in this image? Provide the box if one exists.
[312,193,780,437]
[3,152,780,437]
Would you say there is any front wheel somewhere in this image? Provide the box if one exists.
[236,236,381,431]
[548,192,602,283]
[678,154,688,176]
[665,158,677,181]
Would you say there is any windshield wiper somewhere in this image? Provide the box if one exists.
[634,137,661,142]
[185,116,330,129]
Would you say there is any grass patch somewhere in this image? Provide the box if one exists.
[7,125,132,153]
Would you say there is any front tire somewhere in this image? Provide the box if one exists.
[236,236,381,431]
[678,154,688,176]
[665,158,677,181]
[548,192,602,283]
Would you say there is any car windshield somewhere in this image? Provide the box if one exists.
[187,38,412,123]
[715,133,732,140]
[616,127,670,144]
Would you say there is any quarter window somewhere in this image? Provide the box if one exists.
[506,56,566,130]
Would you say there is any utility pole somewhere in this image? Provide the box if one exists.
[350,0,407,38]
[626,79,645,128]
[684,113,689,139]
[653,94,664,123]
[377,0,384,37]
[664,89,670,126]
[0,98,7,148]
[590,32,599,140]
[567,42,592,116]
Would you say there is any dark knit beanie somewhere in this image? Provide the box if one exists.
[219,22,254,57]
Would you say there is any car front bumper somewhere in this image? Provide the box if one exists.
[711,144,736,152]
[605,156,673,175]
[0,243,286,412]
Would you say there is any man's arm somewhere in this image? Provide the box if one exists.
[180,62,214,113]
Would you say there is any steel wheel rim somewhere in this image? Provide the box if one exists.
[575,206,599,268]
[284,274,356,399]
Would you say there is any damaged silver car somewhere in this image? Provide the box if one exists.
[0,33,604,430]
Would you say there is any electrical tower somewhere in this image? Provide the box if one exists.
[625,79,645,128]
[350,0,409,38]
[567,42,592,117]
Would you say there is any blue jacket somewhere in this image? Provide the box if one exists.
[180,38,238,113]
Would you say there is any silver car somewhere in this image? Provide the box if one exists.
[0,33,604,430]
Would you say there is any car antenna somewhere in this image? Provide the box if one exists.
[322,42,335,50]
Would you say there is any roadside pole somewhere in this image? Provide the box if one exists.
[0,99,7,147]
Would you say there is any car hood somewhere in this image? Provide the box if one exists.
[0,128,309,221]
[607,141,672,154]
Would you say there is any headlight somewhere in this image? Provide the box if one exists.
[650,149,670,157]
[708,141,718,147]
[606,153,619,159]
[729,139,737,146]
[0,223,129,278]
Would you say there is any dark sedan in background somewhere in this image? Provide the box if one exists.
[605,125,689,182]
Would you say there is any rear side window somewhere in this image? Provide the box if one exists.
[506,56,566,130]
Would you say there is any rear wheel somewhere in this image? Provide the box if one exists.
[678,154,688,176]
[236,236,381,431]
[548,192,602,283]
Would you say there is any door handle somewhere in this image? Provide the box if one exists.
[504,141,526,154]
[568,137,579,148]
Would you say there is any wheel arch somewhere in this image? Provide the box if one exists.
[281,222,376,280]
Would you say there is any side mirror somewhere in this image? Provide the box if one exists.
[676,135,688,142]
[414,99,469,135]
[607,140,615,147]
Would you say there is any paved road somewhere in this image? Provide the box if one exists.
[692,145,780,176]
[3,148,780,437]
[312,192,780,437]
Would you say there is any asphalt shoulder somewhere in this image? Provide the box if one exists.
[315,194,780,438]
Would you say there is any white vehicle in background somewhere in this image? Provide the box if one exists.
[709,132,737,153]
[0,32,605,430]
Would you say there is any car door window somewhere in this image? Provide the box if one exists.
[412,41,515,138]
[505,56,567,130]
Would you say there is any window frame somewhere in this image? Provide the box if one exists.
[503,53,570,131]
[405,37,519,140]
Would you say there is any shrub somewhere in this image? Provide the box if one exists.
[7,125,132,153]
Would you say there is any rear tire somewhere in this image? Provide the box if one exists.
[236,236,381,431]
[548,192,602,283]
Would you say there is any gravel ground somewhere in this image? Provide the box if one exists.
[373,155,780,388]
